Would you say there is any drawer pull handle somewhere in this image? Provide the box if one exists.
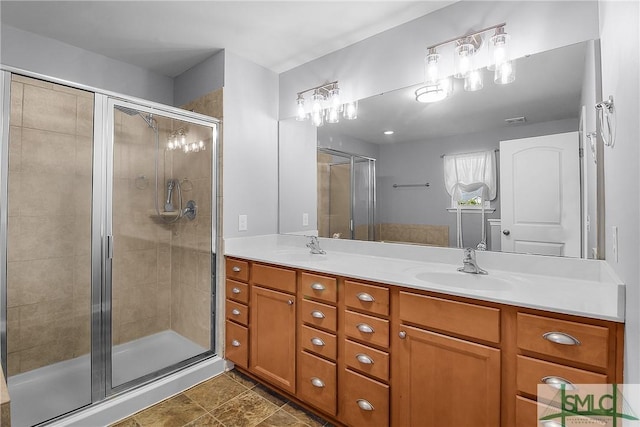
[356,353,374,365]
[311,337,325,347]
[399,331,407,339]
[232,266,241,272]
[357,399,375,411]
[231,308,241,316]
[231,340,241,347]
[543,332,581,346]
[232,287,241,294]
[311,377,325,388]
[356,323,375,334]
[542,376,576,390]
[311,283,326,291]
[287,300,294,306]
[311,310,325,319]
[356,292,375,302]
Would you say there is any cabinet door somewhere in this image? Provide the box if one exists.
[250,285,297,393]
[395,325,501,427]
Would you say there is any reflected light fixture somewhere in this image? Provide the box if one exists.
[416,22,515,103]
[295,81,357,127]
[166,128,206,153]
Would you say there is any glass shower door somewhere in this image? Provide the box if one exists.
[108,100,215,390]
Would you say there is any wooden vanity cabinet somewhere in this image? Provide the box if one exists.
[224,258,250,368]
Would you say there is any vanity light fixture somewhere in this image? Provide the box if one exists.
[166,128,206,153]
[295,81,357,127]
[417,23,515,103]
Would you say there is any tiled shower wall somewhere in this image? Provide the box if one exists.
[6,75,94,375]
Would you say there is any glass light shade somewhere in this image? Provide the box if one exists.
[415,77,451,103]
[312,91,324,114]
[328,87,341,109]
[494,60,516,84]
[311,110,324,127]
[326,106,340,124]
[295,96,306,121]
[343,101,358,120]
[464,68,484,91]
[488,28,510,71]
[425,49,440,84]
[454,40,475,78]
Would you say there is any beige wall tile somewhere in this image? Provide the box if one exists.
[75,135,93,177]
[73,254,92,300]
[10,81,23,126]
[12,75,53,89]
[21,128,76,175]
[9,126,21,172]
[117,316,165,345]
[7,352,20,376]
[7,257,74,307]
[20,172,74,215]
[9,215,76,262]
[116,284,158,325]
[55,84,92,99]
[19,337,77,372]
[22,85,77,134]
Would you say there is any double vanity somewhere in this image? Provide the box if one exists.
[224,234,624,426]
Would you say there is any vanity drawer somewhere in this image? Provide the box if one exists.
[298,351,337,416]
[300,325,337,360]
[515,396,543,427]
[226,279,249,304]
[300,272,337,303]
[252,263,296,294]
[341,369,389,427]
[225,258,249,282]
[344,339,389,383]
[399,291,500,343]
[225,321,248,368]
[225,299,249,325]
[517,355,607,398]
[301,299,337,332]
[345,280,389,316]
[345,310,389,348]
[517,313,609,368]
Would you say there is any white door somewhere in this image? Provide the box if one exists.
[500,132,581,257]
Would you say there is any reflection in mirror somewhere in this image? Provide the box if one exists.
[278,40,603,259]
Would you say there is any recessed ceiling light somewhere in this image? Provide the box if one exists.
[383,130,394,135]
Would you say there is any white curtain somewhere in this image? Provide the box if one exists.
[443,150,497,200]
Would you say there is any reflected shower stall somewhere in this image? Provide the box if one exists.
[0,73,218,426]
[317,148,376,240]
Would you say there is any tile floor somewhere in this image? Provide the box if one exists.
[111,370,332,427]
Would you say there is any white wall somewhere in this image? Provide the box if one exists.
[223,51,279,238]
[598,0,640,384]
[279,1,599,119]
[174,50,225,107]
[0,25,173,104]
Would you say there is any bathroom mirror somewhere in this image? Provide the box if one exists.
[278,40,603,259]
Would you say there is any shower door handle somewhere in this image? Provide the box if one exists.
[107,235,114,259]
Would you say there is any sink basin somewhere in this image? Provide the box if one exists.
[412,270,512,291]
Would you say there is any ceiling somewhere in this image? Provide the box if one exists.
[0,1,455,77]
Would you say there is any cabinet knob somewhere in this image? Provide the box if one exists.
[311,337,325,347]
[356,323,374,334]
[356,292,375,302]
[311,377,325,388]
[356,353,374,365]
[356,399,375,411]
[311,310,325,319]
[231,308,241,316]
[542,376,576,390]
[232,266,241,272]
[398,331,407,339]
[231,339,241,347]
[232,287,241,294]
[502,229,511,236]
[542,332,581,346]
[287,299,294,305]
[311,283,326,291]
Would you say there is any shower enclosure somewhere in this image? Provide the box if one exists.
[0,72,219,426]
[317,148,376,240]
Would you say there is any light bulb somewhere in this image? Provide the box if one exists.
[312,90,324,114]
[295,95,306,121]
[425,48,440,84]
[494,60,516,84]
[464,69,484,91]
[488,27,510,71]
[311,110,324,127]
[327,106,340,124]
[454,40,475,78]
[180,134,186,146]
[343,101,358,120]
[168,141,174,150]
[198,140,204,149]
[328,86,341,109]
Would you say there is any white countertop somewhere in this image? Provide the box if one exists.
[224,234,625,322]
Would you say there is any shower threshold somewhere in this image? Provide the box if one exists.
[8,330,207,427]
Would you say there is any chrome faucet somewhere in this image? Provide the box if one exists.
[458,247,487,275]
[306,236,326,255]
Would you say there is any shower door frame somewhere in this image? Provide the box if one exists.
[318,148,376,241]
[0,67,221,419]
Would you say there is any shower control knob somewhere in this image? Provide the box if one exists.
[502,229,511,236]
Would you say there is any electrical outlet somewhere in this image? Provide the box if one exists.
[612,226,618,263]
[302,213,309,226]
[238,214,248,231]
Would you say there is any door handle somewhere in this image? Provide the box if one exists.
[502,229,511,236]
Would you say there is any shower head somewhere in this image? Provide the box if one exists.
[114,105,139,116]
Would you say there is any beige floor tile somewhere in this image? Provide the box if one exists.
[184,374,249,411]
[134,394,206,427]
[281,403,326,427]
[251,383,289,408]
[183,414,224,427]
[225,369,258,389]
[255,409,309,427]
[210,390,278,427]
